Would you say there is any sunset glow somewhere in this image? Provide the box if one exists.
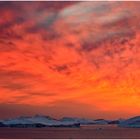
[0,1,140,119]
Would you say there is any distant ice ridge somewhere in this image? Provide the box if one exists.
[1,115,80,127]
[60,117,96,124]
[60,117,113,125]
[0,115,124,128]
[118,116,140,128]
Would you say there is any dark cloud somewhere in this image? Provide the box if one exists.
[0,2,23,12]
[27,13,58,33]
[1,83,28,91]
[0,69,34,78]
[81,41,98,52]
[26,92,56,97]
[0,40,17,52]
[0,30,23,41]
[0,1,77,35]
[0,1,78,19]
[0,17,25,31]
[65,42,75,48]
[34,1,78,12]
[49,64,71,75]
[80,30,135,53]
[53,64,68,72]
[42,30,62,41]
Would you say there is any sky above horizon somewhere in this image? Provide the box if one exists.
[0,1,140,119]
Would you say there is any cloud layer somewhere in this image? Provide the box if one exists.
[0,1,140,119]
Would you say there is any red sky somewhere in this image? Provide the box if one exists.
[0,1,140,119]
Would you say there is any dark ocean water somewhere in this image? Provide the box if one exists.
[0,125,140,139]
